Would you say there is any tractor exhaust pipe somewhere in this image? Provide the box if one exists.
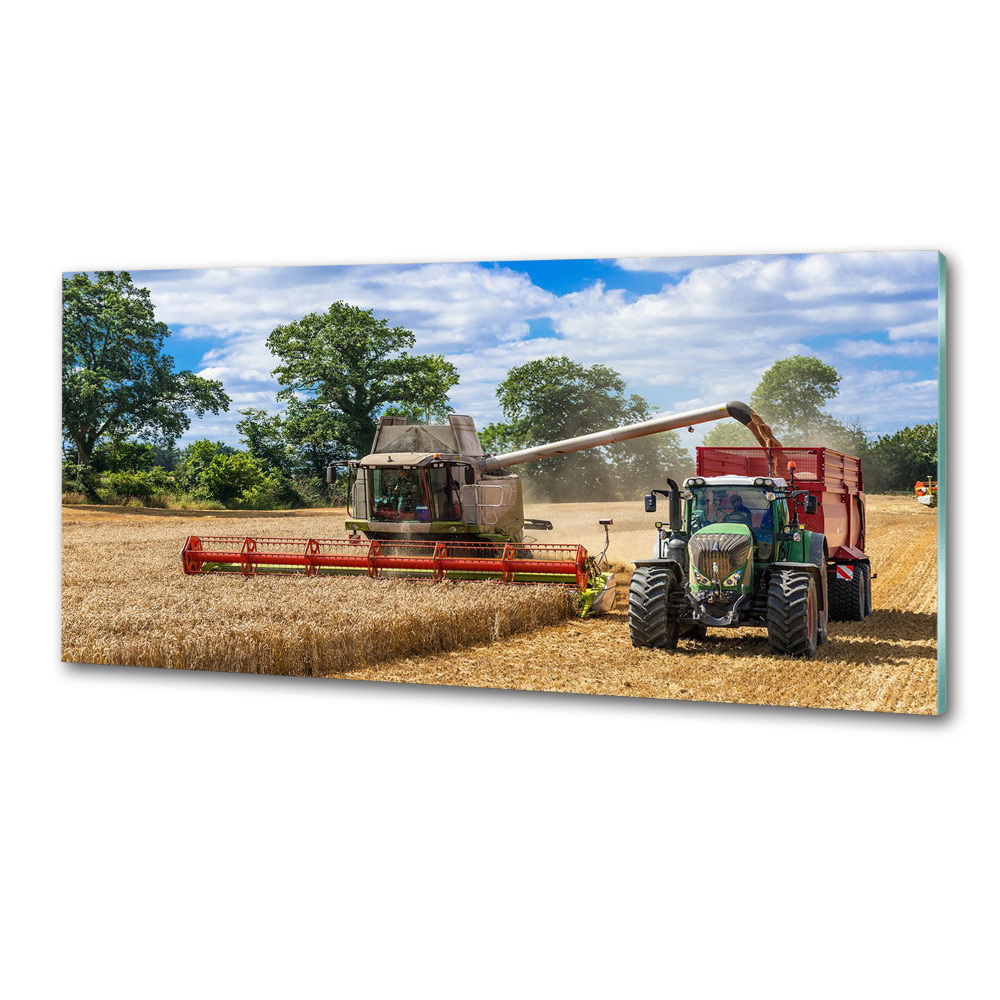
[666,478,683,534]
[481,400,776,472]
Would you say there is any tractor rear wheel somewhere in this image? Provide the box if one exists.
[767,569,819,658]
[828,564,865,621]
[628,565,679,649]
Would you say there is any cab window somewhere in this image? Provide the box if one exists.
[426,464,464,521]
[370,467,427,521]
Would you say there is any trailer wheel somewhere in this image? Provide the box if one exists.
[628,565,679,649]
[828,564,865,621]
[862,563,872,617]
[767,569,819,658]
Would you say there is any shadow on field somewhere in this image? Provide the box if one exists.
[832,609,937,641]
[661,608,936,664]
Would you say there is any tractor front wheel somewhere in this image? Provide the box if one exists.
[767,569,819,658]
[628,565,680,649]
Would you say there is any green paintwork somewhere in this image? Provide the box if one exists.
[578,571,614,618]
[687,522,754,597]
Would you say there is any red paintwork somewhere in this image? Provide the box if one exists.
[696,446,867,563]
[181,536,589,589]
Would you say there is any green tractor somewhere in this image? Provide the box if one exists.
[628,474,828,658]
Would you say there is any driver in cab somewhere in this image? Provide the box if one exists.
[719,491,753,528]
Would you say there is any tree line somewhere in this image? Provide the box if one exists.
[62,272,937,509]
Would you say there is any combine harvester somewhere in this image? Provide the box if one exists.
[914,478,938,507]
[181,402,778,617]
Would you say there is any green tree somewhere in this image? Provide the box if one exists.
[236,408,293,476]
[701,419,757,447]
[750,355,842,439]
[281,397,350,480]
[862,423,937,492]
[482,356,692,501]
[90,440,158,473]
[703,354,851,447]
[266,302,460,459]
[62,272,230,469]
[176,439,235,491]
[198,452,266,506]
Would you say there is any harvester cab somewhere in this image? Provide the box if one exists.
[632,473,831,657]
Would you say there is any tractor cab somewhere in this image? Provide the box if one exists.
[682,475,789,561]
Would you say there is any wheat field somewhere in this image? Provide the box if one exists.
[61,510,574,675]
[62,495,939,712]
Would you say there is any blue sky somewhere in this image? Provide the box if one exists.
[120,251,940,450]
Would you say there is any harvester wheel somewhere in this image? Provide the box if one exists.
[767,569,819,658]
[828,564,865,621]
[628,566,679,649]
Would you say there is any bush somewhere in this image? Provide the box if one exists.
[197,453,266,506]
[236,474,331,510]
[861,423,938,493]
[239,473,294,510]
[103,468,170,506]
[62,459,101,502]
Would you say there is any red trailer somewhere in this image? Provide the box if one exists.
[697,445,872,619]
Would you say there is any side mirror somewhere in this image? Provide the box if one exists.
[803,495,818,515]
[644,493,657,513]
[465,467,476,485]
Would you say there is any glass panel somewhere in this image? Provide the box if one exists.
[690,487,777,558]
[369,468,429,522]
[426,465,464,522]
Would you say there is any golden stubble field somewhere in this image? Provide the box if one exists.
[62,495,938,713]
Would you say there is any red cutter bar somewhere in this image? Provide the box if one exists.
[181,536,589,589]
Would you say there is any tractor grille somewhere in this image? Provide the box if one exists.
[689,532,752,581]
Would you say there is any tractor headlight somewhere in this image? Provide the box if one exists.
[722,568,744,588]
[691,565,712,587]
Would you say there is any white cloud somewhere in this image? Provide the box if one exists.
[150,251,939,445]
[834,338,937,359]
[614,255,758,273]
[887,318,939,340]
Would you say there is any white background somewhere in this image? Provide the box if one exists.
[2,2,995,997]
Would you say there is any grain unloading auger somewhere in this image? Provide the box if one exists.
[181,401,778,617]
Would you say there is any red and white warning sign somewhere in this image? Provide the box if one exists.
[835,565,854,581]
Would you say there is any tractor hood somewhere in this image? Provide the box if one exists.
[688,522,754,592]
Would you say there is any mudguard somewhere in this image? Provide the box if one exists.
[772,531,829,616]
[632,557,685,584]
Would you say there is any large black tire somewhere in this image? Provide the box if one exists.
[862,563,872,616]
[828,564,865,621]
[628,565,679,649]
[767,569,819,658]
